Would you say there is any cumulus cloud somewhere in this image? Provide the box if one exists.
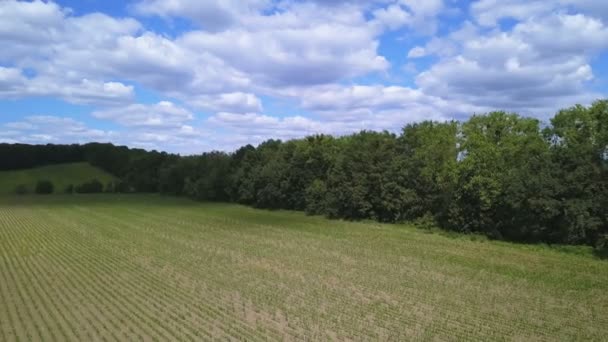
[414,12,608,115]
[1,116,112,144]
[373,4,413,30]
[0,114,214,154]
[132,0,270,32]
[180,28,387,87]
[471,0,608,27]
[186,92,263,113]
[0,67,134,106]
[1,0,607,152]
[92,101,193,128]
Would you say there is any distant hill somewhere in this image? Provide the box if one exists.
[0,162,116,195]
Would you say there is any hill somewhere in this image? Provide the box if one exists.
[0,162,116,195]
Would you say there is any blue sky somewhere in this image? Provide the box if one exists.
[1,0,607,154]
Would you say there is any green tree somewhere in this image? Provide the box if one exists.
[35,180,54,194]
[544,101,608,246]
[448,112,555,241]
[325,131,400,221]
[398,121,459,222]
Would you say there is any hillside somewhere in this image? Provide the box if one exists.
[0,162,116,195]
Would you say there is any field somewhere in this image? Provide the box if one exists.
[0,195,606,341]
[0,163,116,194]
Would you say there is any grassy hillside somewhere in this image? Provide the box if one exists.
[0,194,606,340]
[0,162,116,195]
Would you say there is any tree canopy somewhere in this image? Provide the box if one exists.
[3,100,607,250]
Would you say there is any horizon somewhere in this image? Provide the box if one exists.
[1,0,608,154]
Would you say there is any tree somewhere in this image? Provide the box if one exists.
[325,131,400,221]
[544,101,608,246]
[305,179,328,215]
[2,99,607,249]
[76,179,104,193]
[398,121,459,222]
[35,180,54,194]
[447,112,556,242]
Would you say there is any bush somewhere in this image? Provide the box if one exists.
[596,234,608,255]
[35,180,54,194]
[14,184,28,195]
[114,180,131,193]
[75,179,104,193]
[64,184,74,194]
[104,182,115,193]
[411,213,438,231]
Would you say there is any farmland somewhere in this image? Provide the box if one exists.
[0,195,607,341]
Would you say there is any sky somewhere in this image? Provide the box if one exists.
[1,0,607,154]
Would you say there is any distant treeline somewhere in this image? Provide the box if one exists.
[2,101,607,249]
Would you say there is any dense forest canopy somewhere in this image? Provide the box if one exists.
[2,101,607,250]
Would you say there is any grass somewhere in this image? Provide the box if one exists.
[0,194,606,340]
[0,163,116,195]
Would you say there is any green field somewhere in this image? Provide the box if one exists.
[0,195,606,340]
[0,163,116,194]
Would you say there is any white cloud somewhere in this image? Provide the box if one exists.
[207,112,331,149]
[92,101,193,128]
[1,114,214,154]
[414,12,608,115]
[471,0,608,27]
[186,92,262,113]
[471,0,556,27]
[180,16,388,87]
[296,84,482,126]
[1,115,112,144]
[0,67,134,106]
[407,46,427,58]
[373,4,412,30]
[0,0,394,111]
[1,0,607,153]
[132,0,270,32]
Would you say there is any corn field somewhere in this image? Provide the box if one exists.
[0,195,606,341]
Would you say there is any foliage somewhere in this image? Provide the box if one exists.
[35,180,54,194]
[75,179,104,193]
[2,100,607,248]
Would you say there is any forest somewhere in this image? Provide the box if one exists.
[2,101,607,250]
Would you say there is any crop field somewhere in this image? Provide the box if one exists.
[0,195,606,341]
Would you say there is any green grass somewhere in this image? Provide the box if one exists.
[0,163,116,194]
[0,195,606,340]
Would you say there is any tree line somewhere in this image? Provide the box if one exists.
[2,101,607,250]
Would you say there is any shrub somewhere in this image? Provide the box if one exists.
[35,180,54,194]
[104,182,115,193]
[114,180,131,193]
[14,184,28,195]
[411,213,437,231]
[64,184,74,194]
[596,234,608,257]
[75,179,104,193]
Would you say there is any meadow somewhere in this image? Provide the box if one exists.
[0,163,115,195]
[0,194,606,341]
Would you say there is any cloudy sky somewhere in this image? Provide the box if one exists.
[1,0,607,153]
